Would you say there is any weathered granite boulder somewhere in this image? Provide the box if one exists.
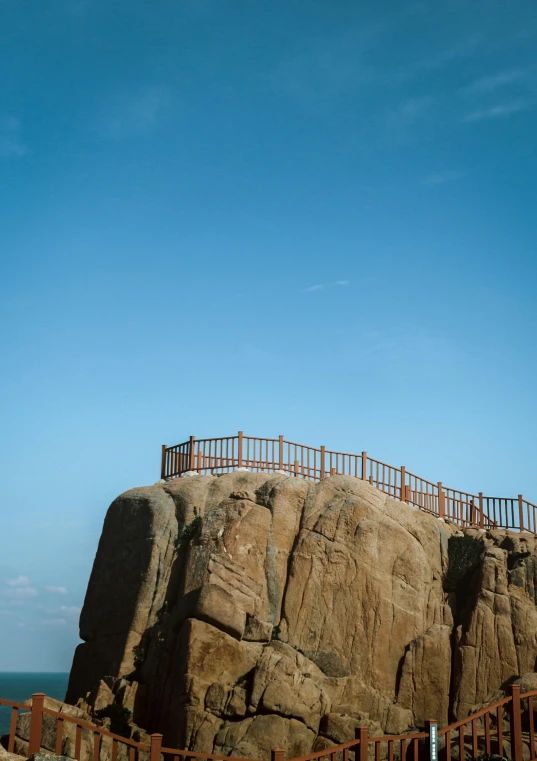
[61,471,537,760]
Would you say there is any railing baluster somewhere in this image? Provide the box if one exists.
[484,711,491,754]
[75,724,82,761]
[497,704,503,756]
[55,717,64,756]
[93,731,101,761]
[458,724,464,761]
[529,696,535,758]
[8,706,18,753]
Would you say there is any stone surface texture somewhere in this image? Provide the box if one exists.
[54,471,537,760]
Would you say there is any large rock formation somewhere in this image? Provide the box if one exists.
[63,471,537,759]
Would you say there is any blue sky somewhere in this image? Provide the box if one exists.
[1,0,536,672]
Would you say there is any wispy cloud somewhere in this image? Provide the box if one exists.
[422,170,467,187]
[460,68,532,96]
[59,605,81,615]
[387,34,483,86]
[463,99,532,122]
[6,576,31,587]
[94,86,170,139]
[41,618,67,627]
[384,96,437,145]
[0,117,26,159]
[361,327,451,361]
[18,618,68,630]
[270,18,396,107]
[303,281,350,293]
[45,585,69,595]
[4,576,38,599]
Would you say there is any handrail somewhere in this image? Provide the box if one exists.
[42,705,150,748]
[161,433,536,534]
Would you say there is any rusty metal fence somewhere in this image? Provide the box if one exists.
[161,432,537,534]
[2,684,536,761]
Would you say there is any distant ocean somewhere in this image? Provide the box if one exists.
[0,673,70,738]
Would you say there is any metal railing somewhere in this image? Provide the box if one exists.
[161,432,537,533]
[1,684,535,761]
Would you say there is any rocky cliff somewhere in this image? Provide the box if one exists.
[64,471,537,759]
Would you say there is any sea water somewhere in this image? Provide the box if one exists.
[0,673,69,738]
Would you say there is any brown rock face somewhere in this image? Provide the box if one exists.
[64,472,537,760]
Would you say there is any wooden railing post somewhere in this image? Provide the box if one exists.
[400,466,407,502]
[272,749,285,761]
[279,435,284,471]
[510,683,523,761]
[479,492,484,528]
[161,445,167,479]
[361,452,367,481]
[425,719,438,761]
[469,499,476,526]
[438,482,445,519]
[28,693,45,756]
[150,733,163,761]
[188,435,195,471]
[518,495,525,532]
[294,460,299,478]
[237,431,243,468]
[320,446,326,480]
[355,726,368,761]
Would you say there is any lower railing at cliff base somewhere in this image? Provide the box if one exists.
[1,684,536,761]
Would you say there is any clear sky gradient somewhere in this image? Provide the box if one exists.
[1,0,536,671]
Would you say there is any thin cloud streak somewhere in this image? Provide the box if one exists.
[0,115,26,159]
[45,585,69,595]
[463,99,532,122]
[303,281,350,293]
[5,586,38,598]
[422,170,467,186]
[6,576,31,587]
[94,86,170,139]
[460,68,532,95]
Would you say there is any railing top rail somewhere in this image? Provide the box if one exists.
[161,747,261,761]
[42,706,150,749]
[520,688,537,699]
[290,730,429,761]
[242,435,280,443]
[406,471,437,487]
[0,697,29,710]
[282,439,320,451]
[369,731,429,742]
[437,696,512,734]
[365,456,400,470]
[442,486,479,499]
[286,741,358,761]
[194,435,241,444]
